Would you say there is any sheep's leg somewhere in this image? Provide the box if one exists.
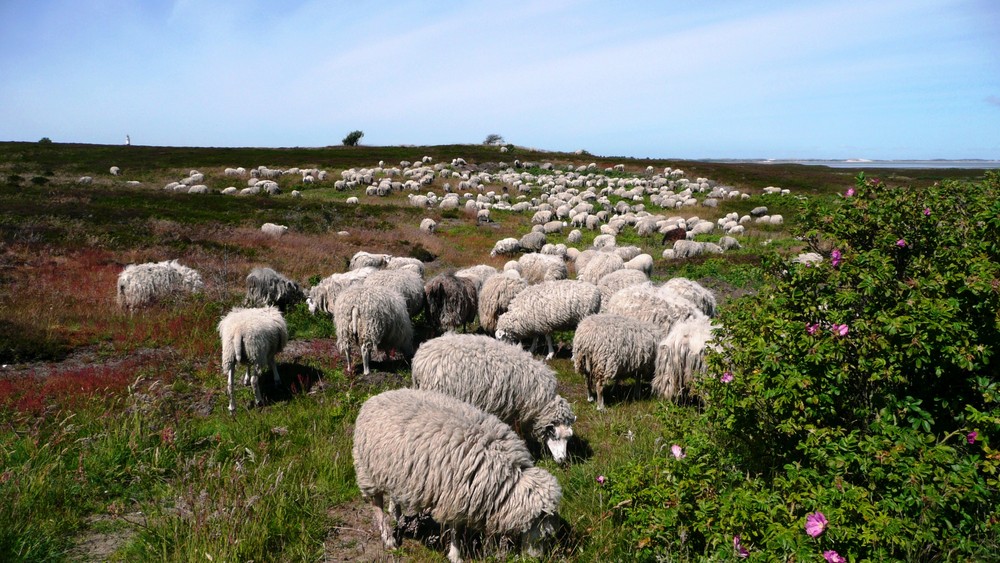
[371,493,398,549]
[596,383,606,411]
[270,355,281,386]
[447,527,464,563]
[251,365,264,407]
[362,344,371,376]
[544,334,556,360]
[528,337,538,354]
[243,365,250,387]
[226,365,236,414]
[585,375,596,404]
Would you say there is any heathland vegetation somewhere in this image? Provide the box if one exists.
[0,140,996,561]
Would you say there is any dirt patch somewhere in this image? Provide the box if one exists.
[0,345,177,380]
[67,512,144,562]
[323,500,394,562]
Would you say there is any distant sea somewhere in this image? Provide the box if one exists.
[712,159,1000,170]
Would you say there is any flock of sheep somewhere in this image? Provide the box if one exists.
[107,153,793,562]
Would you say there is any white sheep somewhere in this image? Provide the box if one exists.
[218,306,288,414]
[306,267,375,316]
[623,253,654,277]
[491,237,522,257]
[495,279,601,359]
[411,333,577,462]
[603,284,702,332]
[363,268,425,317]
[577,251,624,284]
[517,253,567,284]
[651,313,716,401]
[477,274,528,335]
[420,217,437,233]
[659,277,717,317]
[572,314,660,410]
[386,256,425,277]
[353,388,561,562]
[244,267,304,311]
[110,166,120,176]
[116,260,204,309]
[260,223,288,237]
[334,285,414,375]
[454,264,498,294]
[349,250,391,271]
[597,268,649,306]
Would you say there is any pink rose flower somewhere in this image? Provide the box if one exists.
[896,239,907,247]
[807,323,819,335]
[824,550,846,563]
[830,249,842,267]
[721,371,734,383]
[923,207,931,216]
[733,535,749,558]
[671,444,685,459]
[968,431,978,444]
[845,188,855,197]
[596,475,607,485]
[805,511,828,537]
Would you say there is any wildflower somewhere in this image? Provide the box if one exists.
[823,550,846,563]
[671,444,685,459]
[831,324,849,337]
[896,239,906,247]
[807,323,820,335]
[805,511,828,537]
[923,207,931,216]
[968,431,978,444]
[596,475,607,485]
[721,371,734,383]
[830,249,842,268]
[733,535,749,558]
[160,426,175,446]
[845,187,855,197]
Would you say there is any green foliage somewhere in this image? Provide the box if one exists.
[284,301,335,339]
[609,172,1000,560]
[37,137,52,144]
[5,174,21,185]
[483,133,505,146]
[341,130,364,147]
[30,176,48,185]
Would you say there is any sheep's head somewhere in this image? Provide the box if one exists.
[534,396,576,463]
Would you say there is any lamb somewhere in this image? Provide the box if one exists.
[217,306,288,414]
[495,279,601,359]
[306,267,375,316]
[651,313,716,401]
[517,253,567,284]
[244,267,305,311]
[424,271,478,332]
[116,260,204,309]
[353,388,561,562]
[411,334,577,462]
[363,268,425,317]
[572,314,660,410]
[477,274,527,335]
[260,223,288,237]
[334,285,414,375]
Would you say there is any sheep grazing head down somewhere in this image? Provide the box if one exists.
[536,396,576,463]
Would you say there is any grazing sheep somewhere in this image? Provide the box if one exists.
[411,334,576,462]
[116,260,204,309]
[346,196,360,205]
[353,388,561,562]
[261,222,288,237]
[334,285,414,375]
[495,279,601,360]
[572,314,660,410]
[455,264,497,294]
[577,251,624,284]
[77,176,93,185]
[386,256,425,277]
[420,217,437,233]
[597,268,649,306]
[491,237,522,257]
[658,277,717,317]
[519,231,547,253]
[364,268,425,317]
[110,166,120,176]
[306,267,375,316]
[623,253,654,277]
[518,253,567,284]
[244,267,305,311]
[603,284,702,332]
[350,251,392,271]
[477,275,528,335]
[651,313,716,401]
[218,306,288,414]
[424,272,478,332]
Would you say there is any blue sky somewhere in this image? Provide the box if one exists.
[1,0,998,160]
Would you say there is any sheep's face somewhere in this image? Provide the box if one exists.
[545,424,573,463]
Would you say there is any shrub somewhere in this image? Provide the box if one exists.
[341,130,364,147]
[610,172,1000,560]
[5,174,22,185]
[38,137,52,144]
[31,176,49,185]
[483,133,505,146]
